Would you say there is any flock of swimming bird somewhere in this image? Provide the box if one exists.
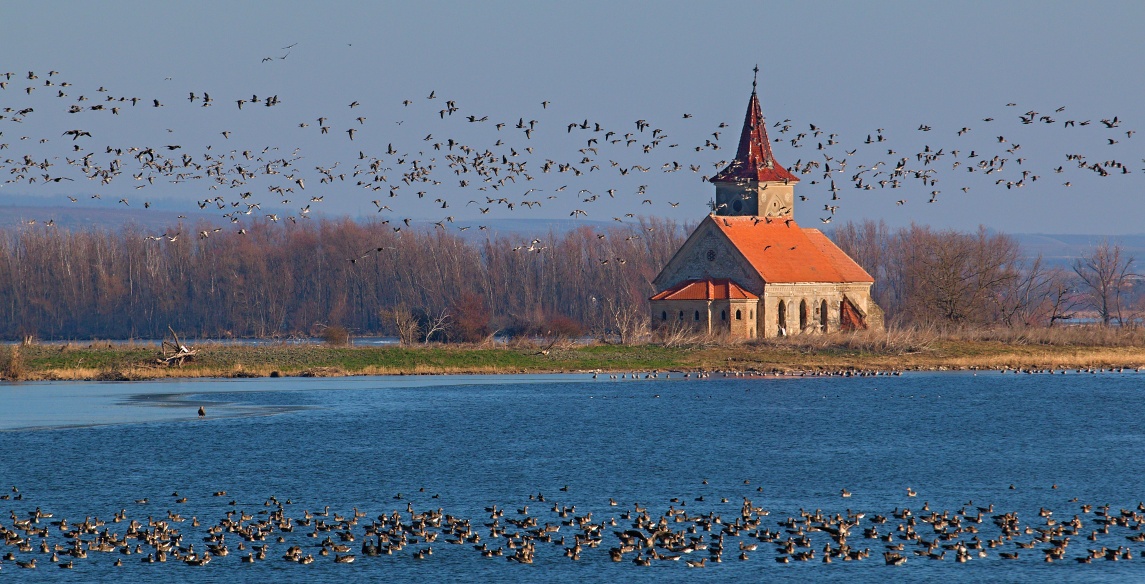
[3,480,1145,573]
[589,366,1142,381]
[0,63,1138,243]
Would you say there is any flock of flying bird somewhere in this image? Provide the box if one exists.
[3,481,1144,572]
[0,64,1139,252]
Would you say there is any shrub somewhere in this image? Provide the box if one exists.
[0,345,24,380]
[321,325,350,346]
[450,292,492,343]
[542,315,585,341]
[381,306,420,345]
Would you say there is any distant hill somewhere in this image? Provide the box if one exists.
[0,199,657,241]
[0,197,1140,267]
[1011,233,1145,268]
[0,195,226,232]
[448,218,626,242]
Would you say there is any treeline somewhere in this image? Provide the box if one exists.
[1,217,1137,341]
[832,220,1140,328]
[0,217,685,340]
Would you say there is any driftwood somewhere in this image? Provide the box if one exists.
[157,326,196,367]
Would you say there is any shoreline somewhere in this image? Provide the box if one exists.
[3,339,1145,382]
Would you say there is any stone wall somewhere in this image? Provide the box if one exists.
[756,182,794,219]
[715,182,759,216]
[653,283,882,340]
[651,222,764,292]
[714,180,794,218]
[760,282,881,337]
[726,299,758,338]
[651,299,716,334]
[650,298,761,338]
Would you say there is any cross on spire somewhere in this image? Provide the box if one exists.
[752,65,759,92]
[708,82,799,185]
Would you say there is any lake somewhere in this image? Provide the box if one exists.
[1,370,1143,581]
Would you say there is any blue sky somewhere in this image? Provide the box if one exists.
[2,1,1144,234]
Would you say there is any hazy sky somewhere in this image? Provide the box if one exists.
[2,1,1144,234]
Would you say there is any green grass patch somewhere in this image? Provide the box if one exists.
[5,338,1145,382]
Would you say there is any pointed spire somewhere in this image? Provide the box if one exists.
[710,75,798,184]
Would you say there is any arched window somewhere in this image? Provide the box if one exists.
[799,299,808,331]
[678,310,684,320]
[661,311,667,321]
[820,300,828,331]
[749,310,754,320]
[720,310,726,321]
[778,301,787,335]
[735,309,742,320]
[694,310,700,321]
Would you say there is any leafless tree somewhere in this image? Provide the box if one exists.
[1045,270,1082,327]
[993,257,1076,327]
[422,309,451,344]
[0,218,687,341]
[832,219,891,309]
[1073,240,1135,326]
[886,225,1020,325]
[382,305,420,345]
[604,297,648,344]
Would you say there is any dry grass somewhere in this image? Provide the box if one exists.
[751,328,942,354]
[670,326,1145,373]
[0,345,25,380]
[942,325,1145,347]
[4,326,1145,382]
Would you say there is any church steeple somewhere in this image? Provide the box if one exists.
[711,79,798,185]
[709,72,799,218]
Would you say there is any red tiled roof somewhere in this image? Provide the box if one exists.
[802,229,876,283]
[650,278,758,301]
[710,91,799,184]
[709,216,874,284]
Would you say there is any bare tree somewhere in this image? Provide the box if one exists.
[422,309,451,344]
[993,257,1077,327]
[1046,270,1082,327]
[604,297,648,345]
[833,219,891,310]
[887,225,1020,325]
[1073,240,1135,326]
[382,305,420,345]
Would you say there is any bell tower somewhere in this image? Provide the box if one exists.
[709,68,799,218]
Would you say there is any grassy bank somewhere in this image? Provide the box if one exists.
[3,329,1145,381]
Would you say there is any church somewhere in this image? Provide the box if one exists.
[650,81,883,338]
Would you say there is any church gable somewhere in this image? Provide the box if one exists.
[651,216,762,293]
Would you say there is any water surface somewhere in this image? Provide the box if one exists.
[0,370,1142,581]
